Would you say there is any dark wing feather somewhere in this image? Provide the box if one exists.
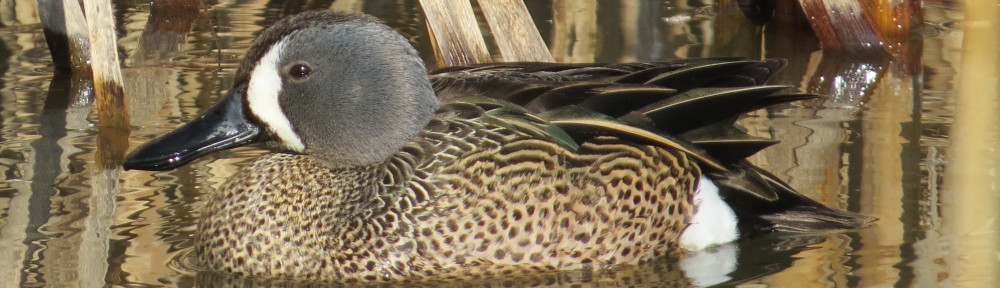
[639,86,791,134]
[428,59,793,169]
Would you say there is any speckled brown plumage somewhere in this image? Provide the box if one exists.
[194,100,700,281]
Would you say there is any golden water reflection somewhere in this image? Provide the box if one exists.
[0,1,982,287]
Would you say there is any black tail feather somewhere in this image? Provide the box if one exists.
[709,162,875,236]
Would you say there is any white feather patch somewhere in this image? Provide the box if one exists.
[246,37,305,152]
[679,175,739,251]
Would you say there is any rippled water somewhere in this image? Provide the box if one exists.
[0,1,981,287]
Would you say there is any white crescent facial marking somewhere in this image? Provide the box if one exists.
[679,175,739,251]
[246,37,306,152]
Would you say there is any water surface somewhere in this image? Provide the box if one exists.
[0,1,980,287]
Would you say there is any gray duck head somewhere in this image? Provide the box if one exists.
[124,11,438,170]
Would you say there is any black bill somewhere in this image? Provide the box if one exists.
[124,84,267,171]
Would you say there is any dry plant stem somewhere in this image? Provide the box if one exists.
[860,0,921,55]
[476,0,553,62]
[797,0,922,53]
[63,0,92,74]
[797,0,879,51]
[83,0,131,169]
[76,0,130,286]
[862,0,923,73]
[419,0,492,66]
[37,0,91,74]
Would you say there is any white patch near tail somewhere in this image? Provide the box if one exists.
[679,175,739,251]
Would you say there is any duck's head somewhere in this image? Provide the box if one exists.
[125,11,438,171]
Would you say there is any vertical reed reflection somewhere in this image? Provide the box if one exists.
[33,75,92,287]
[855,58,921,288]
[713,0,762,59]
[908,6,962,287]
[0,9,95,285]
[82,0,132,285]
[943,0,1000,286]
[550,0,596,63]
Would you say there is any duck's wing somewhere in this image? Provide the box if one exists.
[429,59,792,166]
[431,59,872,235]
[430,57,759,106]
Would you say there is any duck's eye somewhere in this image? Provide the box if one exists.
[288,64,312,79]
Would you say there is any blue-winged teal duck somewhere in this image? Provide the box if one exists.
[124,10,872,282]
